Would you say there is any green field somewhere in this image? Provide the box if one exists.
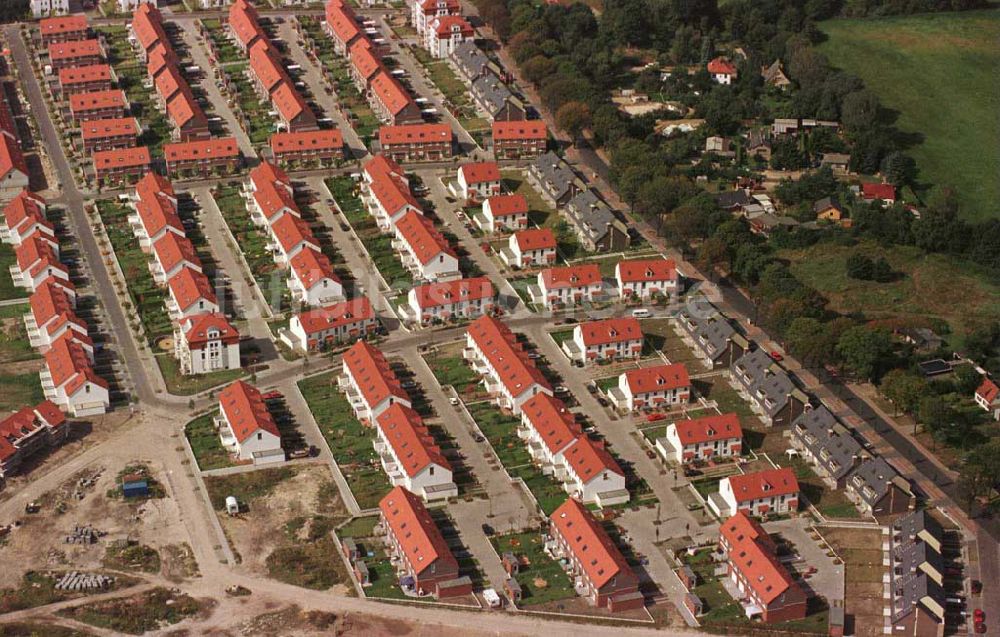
[778,240,1000,344]
[819,11,1000,220]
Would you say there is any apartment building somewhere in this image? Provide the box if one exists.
[464,315,551,414]
[163,138,240,178]
[269,129,344,167]
[69,90,128,122]
[492,120,547,159]
[79,117,138,154]
[658,412,742,464]
[375,403,457,500]
[378,123,453,162]
[608,362,691,412]
[57,64,113,96]
[499,228,555,269]
[174,312,241,376]
[92,146,151,185]
[404,276,494,325]
[282,296,377,353]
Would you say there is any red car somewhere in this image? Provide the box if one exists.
[261,391,283,401]
[646,413,667,423]
[769,351,784,362]
[974,609,985,623]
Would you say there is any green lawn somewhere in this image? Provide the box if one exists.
[786,457,860,520]
[201,18,243,66]
[0,243,27,302]
[95,200,172,344]
[0,301,39,364]
[819,11,1000,220]
[184,412,233,471]
[0,371,44,413]
[490,532,576,607]
[298,372,392,510]
[778,239,1000,347]
[155,353,246,396]
[500,171,581,260]
[422,351,478,394]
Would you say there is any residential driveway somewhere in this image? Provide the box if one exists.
[276,19,368,160]
[175,20,258,158]
[417,167,527,317]
[765,518,845,606]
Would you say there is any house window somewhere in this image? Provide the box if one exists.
[257,432,262,441]
[429,466,435,476]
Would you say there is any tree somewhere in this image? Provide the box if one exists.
[785,317,838,367]
[845,253,874,280]
[836,326,893,381]
[841,89,880,132]
[521,56,558,84]
[958,439,1000,514]
[555,101,592,145]
[880,151,917,188]
[880,369,925,415]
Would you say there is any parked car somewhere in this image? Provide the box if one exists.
[974,610,985,624]
[646,413,666,423]
[972,580,982,594]
[527,353,542,360]
[586,382,598,393]
[473,434,485,443]
[481,523,494,536]
[975,623,986,634]
[597,397,609,407]
[401,380,417,389]
[288,448,310,459]
[449,397,460,406]
[769,350,784,362]
[554,385,569,394]
[261,390,282,401]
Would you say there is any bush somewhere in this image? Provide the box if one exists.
[845,253,894,282]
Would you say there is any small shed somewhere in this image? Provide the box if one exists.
[225,496,239,515]
[684,592,703,616]
[121,474,149,499]
[354,560,370,586]
[501,551,519,575]
[482,587,502,608]
[342,537,360,561]
[677,565,697,590]
[504,577,522,604]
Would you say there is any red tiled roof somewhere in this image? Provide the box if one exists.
[130,3,166,51]
[58,63,111,86]
[146,47,177,79]
[168,266,217,313]
[69,89,126,114]
[29,279,76,331]
[379,122,452,145]
[249,40,289,92]
[270,81,313,126]
[93,146,151,172]
[180,312,239,347]
[484,194,527,218]
[976,378,999,404]
[154,63,184,102]
[720,511,799,605]
[166,87,207,130]
[370,71,416,118]
[252,178,299,222]
[134,189,182,239]
[410,276,494,310]
[289,247,339,291]
[342,340,409,411]
[153,232,201,275]
[135,171,175,202]
[270,212,316,254]
[367,163,419,218]
[492,120,547,141]
[44,332,107,395]
[40,15,89,38]
[249,159,291,189]
[379,486,458,576]
[432,14,473,38]
[325,4,360,45]
[540,264,601,290]
[466,316,551,397]
[564,435,623,484]
[219,380,280,444]
[48,39,102,61]
[707,57,737,75]
[270,129,344,155]
[349,38,382,83]
[0,135,27,182]
[0,401,67,461]
[79,117,139,142]
[363,153,406,182]
[862,182,896,202]
[550,498,634,590]
[394,210,455,265]
[228,1,265,48]
[419,0,459,12]
[521,393,581,456]
[623,362,690,394]
[16,234,61,275]
[376,403,451,478]
[726,467,799,504]
[672,412,741,446]
[3,190,47,236]
[513,228,555,252]
[164,138,239,163]
[576,317,642,347]
[616,258,677,283]
[295,296,374,336]
[458,161,500,185]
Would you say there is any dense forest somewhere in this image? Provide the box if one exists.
[0,1,29,23]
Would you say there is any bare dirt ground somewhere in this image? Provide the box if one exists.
[0,454,191,588]
[209,465,350,592]
[822,527,884,637]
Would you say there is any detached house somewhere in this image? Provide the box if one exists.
[455,162,501,201]
[615,258,678,301]
[729,349,807,427]
[464,315,551,414]
[405,276,494,325]
[974,377,1000,420]
[41,334,109,417]
[659,412,742,464]
[166,266,218,320]
[718,512,807,623]
[564,317,643,364]
[378,486,467,598]
[547,499,643,611]
[282,296,376,353]
[500,228,556,269]
[707,57,738,84]
[175,312,241,376]
[216,380,283,464]
[476,194,528,233]
[534,264,602,310]
[392,210,459,282]
[609,363,690,412]
[862,182,896,205]
[375,403,457,500]
[709,467,799,518]
[340,340,410,423]
[288,248,343,306]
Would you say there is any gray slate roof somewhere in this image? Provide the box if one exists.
[849,456,902,508]
[450,41,488,79]
[892,572,944,622]
[565,190,617,244]
[529,152,576,202]
[730,349,797,418]
[893,510,944,546]
[471,74,517,117]
[677,307,737,363]
[893,539,944,581]
[791,406,864,481]
[715,189,753,210]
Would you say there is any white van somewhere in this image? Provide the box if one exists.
[631,308,651,319]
